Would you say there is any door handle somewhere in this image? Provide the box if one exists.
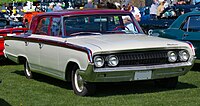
[25,41,29,46]
[5,43,9,47]
[39,43,43,49]
[183,33,189,37]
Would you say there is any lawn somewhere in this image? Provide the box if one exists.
[1,60,200,106]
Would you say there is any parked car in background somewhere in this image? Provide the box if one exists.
[0,12,25,28]
[4,9,195,96]
[139,4,200,34]
[151,11,200,62]
[23,11,43,28]
[0,12,28,58]
[0,28,28,58]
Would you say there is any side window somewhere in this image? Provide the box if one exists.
[35,17,50,35]
[182,16,200,32]
[50,17,61,36]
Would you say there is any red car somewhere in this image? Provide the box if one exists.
[0,28,28,57]
[23,12,43,28]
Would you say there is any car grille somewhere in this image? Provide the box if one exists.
[116,51,169,67]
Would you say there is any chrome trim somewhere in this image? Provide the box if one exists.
[94,56,104,68]
[93,47,189,55]
[0,36,3,39]
[3,49,7,58]
[94,62,192,72]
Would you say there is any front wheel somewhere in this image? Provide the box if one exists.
[24,60,32,79]
[71,65,95,96]
[154,77,178,89]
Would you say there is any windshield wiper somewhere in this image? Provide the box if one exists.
[70,32,102,36]
[106,30,137,34]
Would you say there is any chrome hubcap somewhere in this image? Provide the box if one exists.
[74,69,84,92]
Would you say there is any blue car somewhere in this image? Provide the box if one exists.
[139,4,200,34]
[151,10,200,62]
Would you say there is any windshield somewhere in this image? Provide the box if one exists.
[63,14,142,36]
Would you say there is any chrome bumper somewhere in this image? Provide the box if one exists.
[79,58,195,82]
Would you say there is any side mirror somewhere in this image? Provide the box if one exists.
[148,29,160,37]
[148,29,153,36]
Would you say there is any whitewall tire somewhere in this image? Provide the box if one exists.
[71,65,95,96]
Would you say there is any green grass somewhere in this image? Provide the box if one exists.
[1,60,200,106]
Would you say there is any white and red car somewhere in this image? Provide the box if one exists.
[4,9,195,96]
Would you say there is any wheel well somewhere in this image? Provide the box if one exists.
[65,62,79,81]
[18,56,26,64]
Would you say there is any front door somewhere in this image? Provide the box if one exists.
[39,17,61,77]
[180,15,200,58]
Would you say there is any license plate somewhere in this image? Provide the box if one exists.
[134,70,152,80]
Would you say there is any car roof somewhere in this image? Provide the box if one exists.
[37,9,131,17]
[169,11,200,28]
[176,10,200,19]
[183,10,200,15]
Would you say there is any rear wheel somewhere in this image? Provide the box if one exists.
[155,77,178,88]
[71,65,95,96]
[24,60,32,79]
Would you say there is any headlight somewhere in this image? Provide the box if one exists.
[179,50,190,61]
[94,56,104,67]
[168,51,177,62]
[107,55,119,67]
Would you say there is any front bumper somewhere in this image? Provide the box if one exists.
[79,58,195,82]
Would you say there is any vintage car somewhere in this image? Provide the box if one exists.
[0,28,28,57]
[4,9,195,96]
[23,11,43,28]
[0,11,27,58]
[151,11,200,62]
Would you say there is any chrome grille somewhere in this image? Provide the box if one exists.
[114,50,169,67]
[93,50,184,68]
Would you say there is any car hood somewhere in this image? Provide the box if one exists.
[66,34,189,53]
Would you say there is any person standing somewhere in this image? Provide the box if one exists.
[23,2,29,12]
[157,0,165,18]
[84,0,97,9]
[122,0,141,22]
[150,0,159,19]
[35,4,40,12]
[47,2,54,12]
[53,3,63,11]
[1,3,7,12]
